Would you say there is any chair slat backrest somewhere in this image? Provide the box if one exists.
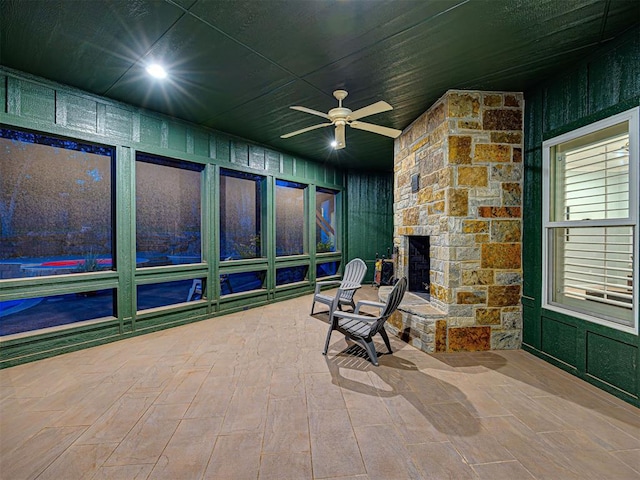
[380,277,408,320]
[342,258,367,285]
[339,258,367,301]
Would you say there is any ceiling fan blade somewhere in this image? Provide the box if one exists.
[348,100,393,121]
[335,122,346,149]
[290,106,331,120]
[280,122,332,138]
[350,121,402,138]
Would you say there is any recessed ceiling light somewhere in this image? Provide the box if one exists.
[146,63,167,79]
[330,140,337,148]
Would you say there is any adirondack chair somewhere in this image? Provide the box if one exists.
[323,277,408,366]
[310,258,367,315]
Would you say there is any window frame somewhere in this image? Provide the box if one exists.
[0,126,116,278]
[315,186,340,254]
[542,107,639,334]
[274,179,308,257]
[219,168,265,261]
[134,152,205,268]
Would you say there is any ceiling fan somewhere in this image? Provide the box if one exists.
[280,89,402,149]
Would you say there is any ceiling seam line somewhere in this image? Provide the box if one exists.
[166,0,328,99]
[202,79,301,123]
[298,0,470,80]
[101,7,192,96]
[599,0,612,42]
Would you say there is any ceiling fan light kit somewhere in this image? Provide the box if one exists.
[281,89,402,149]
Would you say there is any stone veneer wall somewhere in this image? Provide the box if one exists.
[392,90,523,352]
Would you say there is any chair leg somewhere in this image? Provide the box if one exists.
[361,338,379,366]
[310,301,315,315]
[323,324,334,355]
[379,327,393,353]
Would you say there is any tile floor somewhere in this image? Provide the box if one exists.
[1,286,639,479]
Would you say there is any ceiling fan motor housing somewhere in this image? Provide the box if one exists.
[328,107,352,122]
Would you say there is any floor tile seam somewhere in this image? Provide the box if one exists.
[402,438,454,447]
[608,446,640,453]
[20,424,89,480]
[468,458,530,466]
[534,429,622,468]
[582,409,640,442]
[151,365,214,406]
[259,447,311,459]
[82,390,162,456]
[445,438,487,472]
[469,412,515,420]
[301,369,316,462]
[0,415,89,461]
[352,422,436,479]
[101,416,184,470]
[469,459,538,480]
[522,391,625,433]
[146,420,217,480]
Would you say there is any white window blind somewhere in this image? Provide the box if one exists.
[554,226,633,311]
[552,128,629,222]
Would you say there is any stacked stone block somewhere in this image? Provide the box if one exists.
[393,90,523,352]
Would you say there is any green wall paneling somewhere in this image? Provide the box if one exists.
[232,141,249,166]
[588,28,640,114]
[265,150,281,174]
[522,87,543,306]
[345,171,394,282]
[133,304,210,334]
[522,147,542,300]
[167,122,188,152]
[57,91,99,134]
[542,68,588,133]
[522,25,640,406]
[105,104,134,140]
[6,76,55,125]
[273,284,313,302]
[215,135,230,162]
[139,114,164,146]
[521,299,540,349]
[586,332,638,397]
[540,315,578,369]
[192,129,210,157]
[294,158,307,178]
[219,292,270,312]
[1,74,6,113]
[249,145,265,170]
[281,154,295,176]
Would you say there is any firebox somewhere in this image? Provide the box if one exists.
[408,236,430,295]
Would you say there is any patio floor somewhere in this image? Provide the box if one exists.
[1,286,639,479]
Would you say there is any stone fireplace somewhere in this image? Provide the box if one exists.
[386,90,523,353]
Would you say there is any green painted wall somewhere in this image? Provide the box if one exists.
[345,171,394,283]
[0,68,394,367]
[522,26,640,406]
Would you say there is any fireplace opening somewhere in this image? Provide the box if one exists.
[408,236,430,299]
